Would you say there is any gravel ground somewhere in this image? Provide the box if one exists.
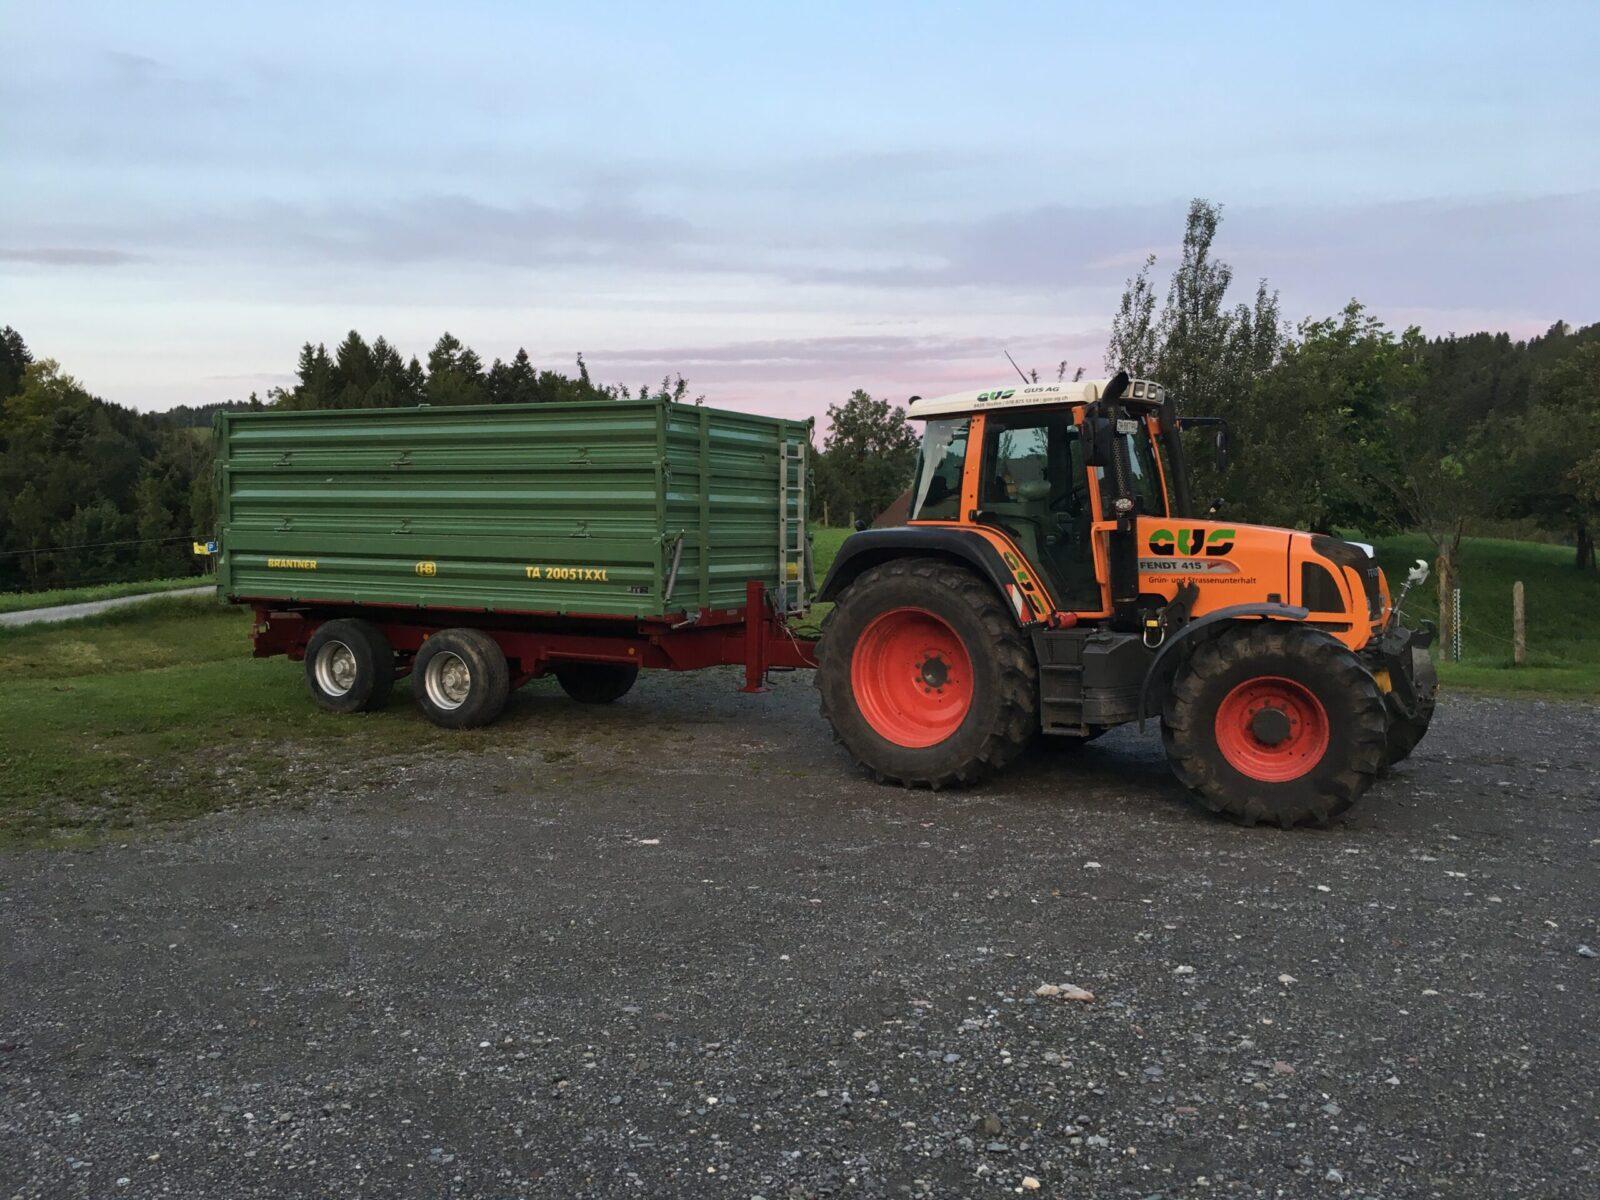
[2,676,1597,1199]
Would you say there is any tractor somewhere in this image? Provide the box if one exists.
[814,371,1437,827]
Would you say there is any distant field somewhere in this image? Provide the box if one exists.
[0,575,210,615]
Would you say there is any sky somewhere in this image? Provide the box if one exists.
[2,1,1597,426]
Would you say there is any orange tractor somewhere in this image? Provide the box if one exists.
[814,372,1436,826]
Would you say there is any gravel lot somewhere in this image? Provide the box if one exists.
[2,676,1596,1199]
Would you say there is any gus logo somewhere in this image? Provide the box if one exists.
[1149,527,1236,557]
[976,388,1017,403]
[1000,549,1049,618]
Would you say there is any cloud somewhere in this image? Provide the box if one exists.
[2,194,702,272]
[0,247,141,266]
[790,192,1600,325]
[584,330,1110,392]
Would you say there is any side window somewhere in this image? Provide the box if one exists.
[909,418,969,520]
[983,412,1078,511]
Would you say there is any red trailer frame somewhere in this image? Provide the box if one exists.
[245,580,817,694]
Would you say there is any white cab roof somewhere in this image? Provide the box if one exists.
[907,377,1167,419]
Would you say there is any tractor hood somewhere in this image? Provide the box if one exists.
[1135,518,1386,640]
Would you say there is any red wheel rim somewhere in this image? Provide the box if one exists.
[850,608,974,748]
[1214,675,1330,782]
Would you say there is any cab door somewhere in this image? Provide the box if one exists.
[976,409,1101,611]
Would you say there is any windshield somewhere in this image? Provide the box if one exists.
[909,418,968,520]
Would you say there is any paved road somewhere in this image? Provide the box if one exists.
[1,677,1596,1199]
[0,587,213,629]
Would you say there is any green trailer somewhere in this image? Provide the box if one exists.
[217,397,812,618]
[219,397,818,725]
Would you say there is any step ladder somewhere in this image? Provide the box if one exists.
[776,436,810,613]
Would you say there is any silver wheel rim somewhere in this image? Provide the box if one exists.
[314,640,359,697]
[423,651,472,711]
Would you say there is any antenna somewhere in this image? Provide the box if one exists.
[1003,349,1030,385]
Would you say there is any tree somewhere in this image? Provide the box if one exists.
[1105,254,1160,376]
[487,348,539,405]
[1496,341,1600,569]
[0,325,32,429]
[814,390,919,525]
[1104,199,1284,510]
[425,333,486,406]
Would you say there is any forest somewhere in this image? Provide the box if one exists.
[1,200,1596,593]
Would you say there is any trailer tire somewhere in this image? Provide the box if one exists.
[1162,623,1387,828]
[554,662,639,704]
[304,619,395,713]
[412,628,511,729]
[816,557,1037,789]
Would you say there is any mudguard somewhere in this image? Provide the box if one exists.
[1137,602,1312,724]
[816,526,1022,614]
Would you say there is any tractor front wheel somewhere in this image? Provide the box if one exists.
[816,558,1037,789]
[1163,624,1387,828]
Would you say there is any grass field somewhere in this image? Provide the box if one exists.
[0,531,1591,847]
[0,575,210,615]
[1368,533,1600,695]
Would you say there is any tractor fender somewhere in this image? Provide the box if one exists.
[817,526,1024,617]
[1138,602,1312,725]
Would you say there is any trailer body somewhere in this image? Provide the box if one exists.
[215,397,812,620]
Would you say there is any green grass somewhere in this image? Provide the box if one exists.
[1369,533,1600,696]
[0,575,210,615]
[0,595,470,846]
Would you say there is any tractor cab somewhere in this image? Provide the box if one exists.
[902,374,1209,622]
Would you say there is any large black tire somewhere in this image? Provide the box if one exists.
[815,557,1038,789]
[1385,646,1437,766]
[554,662,639,704]
[1162,624,1387,828]
[304,619,395,713]
[412,628,511,729]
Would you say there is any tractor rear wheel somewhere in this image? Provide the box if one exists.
[816,558,1037,788]
[1162,624,1387,828]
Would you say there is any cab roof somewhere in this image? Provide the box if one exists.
[907,377,1167,419]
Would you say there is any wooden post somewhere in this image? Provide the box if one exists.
[1512,581,1526,667]
[1437,559,1452,662]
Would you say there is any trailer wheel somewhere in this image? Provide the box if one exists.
[412,628,511,729]
[816,557,1037,789]
[1162,624,1387,828]
[304,619,395,713]
[554,662,638,704]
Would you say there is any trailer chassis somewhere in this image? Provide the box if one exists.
[245,580,816,694]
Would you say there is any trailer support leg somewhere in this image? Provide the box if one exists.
[741,579,768,693]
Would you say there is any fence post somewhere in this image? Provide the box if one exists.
[1437,560,1452,661]
[1512,580,1526,667]
[1452,587,1462,664]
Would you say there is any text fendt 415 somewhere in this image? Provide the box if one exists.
[813,370,1437,827]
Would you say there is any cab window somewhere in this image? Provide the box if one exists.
[1125,427,1167,516]
[909,418,968,520]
